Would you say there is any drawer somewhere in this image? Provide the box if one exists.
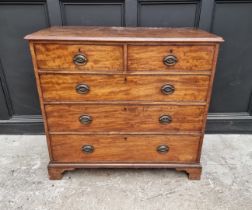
[50,134,200,162]
[40,74,210,102]
[128,45,215,71]
[34,43,124,71]
[45,104,205,132]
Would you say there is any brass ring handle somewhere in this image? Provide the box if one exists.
[73,53,88,65]
[82,145,94,154]
[163,55,178,66]
[76,84,90,94]
[157,145,169,154]
[79,115,92,125]
[159,115,172,124]
[161,84,175,95]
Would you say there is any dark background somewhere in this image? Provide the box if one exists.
[0,0,252,134]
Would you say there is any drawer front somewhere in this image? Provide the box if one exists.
[34,43,124,71]
[40,74,210,102]
[45,104,205,132]
[50,134,200,162]
[128,45,215,71]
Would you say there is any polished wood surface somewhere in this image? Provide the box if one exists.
[40,74,210,102]
[48,162,202,180]
[47,167,74,180]
[176,167,202,180]
[28,42,54,160]
[25,26,224,42]
[34,43,123,70]
[26,26,222,180]
[128,45,215,71]
[45,104,205,132]
[50,134,200,162]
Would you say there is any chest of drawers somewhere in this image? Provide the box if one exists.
[25,27,223,180]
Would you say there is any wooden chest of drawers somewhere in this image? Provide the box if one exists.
[25,27,223,180]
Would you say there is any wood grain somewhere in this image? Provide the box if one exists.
[40,74,210,102]
[25,26,224,42]
[50,134,200,162]
[26,26,223,180]
[128,45,215,71]
[28,42,54,160]
[176,167,202,180]
[34,43,123,71]
[45,104,205,132]
[197,44,221,162]
[47,167,74,180]
[47,162,202,180]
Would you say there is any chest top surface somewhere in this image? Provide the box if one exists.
[25,26,223,43]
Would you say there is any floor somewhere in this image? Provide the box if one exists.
[0,135,251,210]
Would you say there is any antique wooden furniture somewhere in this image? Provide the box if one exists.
[25,27,223,180]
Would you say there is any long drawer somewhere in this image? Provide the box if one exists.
[128,45,215,71]
[40,74,210,102]
[50,134,200,162]
[45,104,205,132]
[34,43,124,71]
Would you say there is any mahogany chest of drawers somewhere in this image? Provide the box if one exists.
[25,27,223,180]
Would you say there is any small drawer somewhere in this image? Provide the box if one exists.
[128,45,215,71]
[40,74,210,102]
[34,43,124,71]
[50,134,200,163]
[45,104,205,132]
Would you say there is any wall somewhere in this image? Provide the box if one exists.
[0,0,252,133]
